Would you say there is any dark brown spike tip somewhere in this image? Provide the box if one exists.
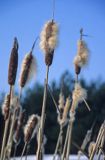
[45,51,54,66]
[75,64,81,75]
[8,38,19,86]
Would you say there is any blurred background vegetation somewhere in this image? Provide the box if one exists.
[0,71,105,156]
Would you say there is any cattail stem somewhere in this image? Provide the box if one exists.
[36,65,49,160]
[52,0,55,21]
[62,123,70,160]
[0,113,11,160]
[20,143,27,160]
[0,86,13,160]
[25,144,30,160]
[89,123,105,160]
[13,144,18,160]
[72,141,89,159]
[97,132,105,160]
[65,119,74,160]
[4,103,19,159]
[82,97,91,111]
[53,125,63,160]
[48,84,60,113]
[58,125,63,160]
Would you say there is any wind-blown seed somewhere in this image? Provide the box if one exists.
[8,37,18,86]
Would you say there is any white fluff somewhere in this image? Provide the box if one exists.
[58,96,71,126]
[19,53,37,88]
[71,83,87,112]
[58,93,65,110]
[40,20,58,54]
[73,40,89,68]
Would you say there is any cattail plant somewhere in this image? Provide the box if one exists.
[62,83,87,160]
[73,28,89,82]
[0,38,19,160]
[37,0,59,159]
[53,94,71,160]
[89,121,105,160]
[62,29,91,160]
[20,114,40,160]
[19,38,38,98]
[4,96,21,160]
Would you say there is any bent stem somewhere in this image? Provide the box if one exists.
[48,84,60,112]
[82,98,91,111]
[36,66,49,160]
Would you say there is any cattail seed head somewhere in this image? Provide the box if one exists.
[58,96,71,126]
[24,114,40,143]
[57,93,65,124]
[62,96,71,124]
[8,37,18,86]
[71,83,87,112]
[2,94,10,120]
[40,20,58,66]
[19,53,37,88]
[73,40,89,74]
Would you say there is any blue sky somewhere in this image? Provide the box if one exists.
[0,0,105,92]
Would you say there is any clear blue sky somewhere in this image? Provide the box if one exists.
[0,0,105,92]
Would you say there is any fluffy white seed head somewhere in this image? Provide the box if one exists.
[71,83,87,112]
[73,40,89,68]
[40,20,58,54]
[19,53,37,88]
[58,93,65,110]
[58,96,71,126]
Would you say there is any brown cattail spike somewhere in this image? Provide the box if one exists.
[45,51,54,66]
[75,64,81,75]
[8,37,18,85]
[2,94,10,120]
[19,53,33,88]
[24,115,40,143]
